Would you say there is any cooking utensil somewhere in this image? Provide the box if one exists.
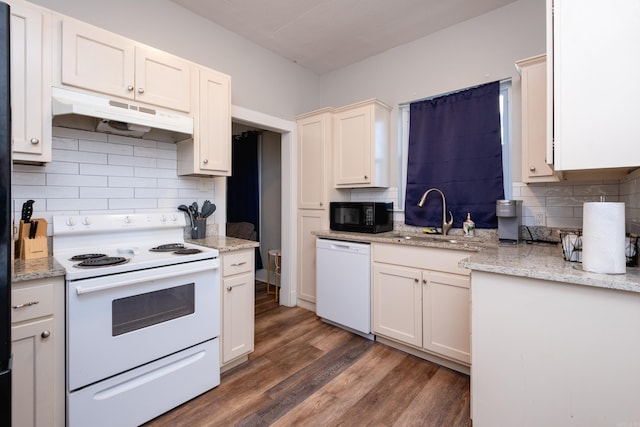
[21,199,34,223]
[191,202,199,219]
[189,204,198,220]
[177,204,194,226]
[201,200,216,218]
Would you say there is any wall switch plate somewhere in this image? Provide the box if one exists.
[534,212,546,226]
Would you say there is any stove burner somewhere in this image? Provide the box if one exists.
[75,256,129,268]
[173,248,202,255]
[70,253,107,261]
[149,243,186,252]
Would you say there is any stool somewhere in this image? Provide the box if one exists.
[267,249,281,301]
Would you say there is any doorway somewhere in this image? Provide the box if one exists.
[229,123,281,282]
[229,105,296,307]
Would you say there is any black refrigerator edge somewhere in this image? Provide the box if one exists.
[0,1,11,425]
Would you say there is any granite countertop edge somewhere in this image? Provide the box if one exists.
[13,257,66,283]
[187,235,260,253]
[312,229,640,293]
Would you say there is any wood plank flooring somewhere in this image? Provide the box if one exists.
[145,282,471,427]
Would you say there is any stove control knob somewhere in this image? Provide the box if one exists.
[170,214,177,222]
[82,217,91,226]
[66,217,76,227]
[160,215,167,223]
[124,216,132,224]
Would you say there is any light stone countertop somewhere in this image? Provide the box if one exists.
[312,229,640,294]
[460,243,640,293]
[187,235,260,253]
[312,229,495,252]
[13,256,66,283]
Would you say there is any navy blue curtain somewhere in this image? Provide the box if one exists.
[227,131,263,269]
[404,81,504,229]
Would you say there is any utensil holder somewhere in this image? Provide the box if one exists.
[18,218,48,259]
[191,219,206,239]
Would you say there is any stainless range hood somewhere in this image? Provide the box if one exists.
[51,87,193,142]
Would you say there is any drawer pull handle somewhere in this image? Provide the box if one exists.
[231,261,247,267]
[41,330,51,339]
[13,301,39,309]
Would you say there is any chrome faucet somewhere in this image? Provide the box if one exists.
[417,188,454,235]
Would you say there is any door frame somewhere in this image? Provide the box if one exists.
[228,105,297,307]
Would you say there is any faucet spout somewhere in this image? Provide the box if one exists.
[417,188,454,235]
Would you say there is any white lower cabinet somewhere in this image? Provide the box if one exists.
[220,249,255,368]
[371,243,471,366]
[11,277,65,427]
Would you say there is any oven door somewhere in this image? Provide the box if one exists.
[67,259,220,391]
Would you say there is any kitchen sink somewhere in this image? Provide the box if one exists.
[389,233,461,244]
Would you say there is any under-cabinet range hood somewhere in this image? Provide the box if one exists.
[51,86,193,142]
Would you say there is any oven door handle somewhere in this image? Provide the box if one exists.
[75,264,216,295]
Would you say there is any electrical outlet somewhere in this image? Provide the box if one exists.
[534,212,546,226]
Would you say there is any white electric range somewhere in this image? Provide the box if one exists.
[53,212,221,427]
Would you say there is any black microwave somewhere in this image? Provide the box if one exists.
[329,202,394,234]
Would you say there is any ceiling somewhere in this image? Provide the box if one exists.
[171,0,518,75]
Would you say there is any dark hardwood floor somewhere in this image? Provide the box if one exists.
[145,282,471,426]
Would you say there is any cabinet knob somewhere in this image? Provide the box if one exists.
[41,330,51,339]
[530,166,536,171]
[127,85,134,92]
[364,175,368,179]
[319,202,323,207]
[226,286,232,291]
[423,279,427,284]
[414,278,419,283]
[30,138,39,145]
[138,87,145,94]
[203,158,209,164]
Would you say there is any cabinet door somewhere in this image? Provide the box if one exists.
[61,19,135,100]
[423,271,470,364]
[197,67,231,175]
[297,211,325,303]
[551,0,640,170]
[371,263,422,347]
[334,104,371,186]
[12,318,55,427]
[297,112,331,209]
[134,46,191,113]
[518,55,558,183]
[10,3,51,163]
[222,271,255,364]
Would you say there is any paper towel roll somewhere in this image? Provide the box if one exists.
[582,202,626,274]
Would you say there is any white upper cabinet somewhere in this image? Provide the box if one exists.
[297,109,333,210]
[517,54,558,183]
[59,18,191,113]
[177,66,231,176]
[334,99,391,188]
[548,0,640,171]
[10,0,52,164]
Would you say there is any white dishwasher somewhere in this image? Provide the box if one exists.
[316,238,373,339]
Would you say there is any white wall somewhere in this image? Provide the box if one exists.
[29,0,322,120]
[318,0,545,189]
[259,131,282,271]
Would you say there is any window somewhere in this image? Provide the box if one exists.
[397,80,512,212]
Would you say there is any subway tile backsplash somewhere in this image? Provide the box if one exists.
[351,172,640,232]
[12,127,217,236]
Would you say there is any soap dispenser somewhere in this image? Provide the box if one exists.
[463,213,475,237]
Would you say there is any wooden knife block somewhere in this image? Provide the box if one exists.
[18,218,48,260]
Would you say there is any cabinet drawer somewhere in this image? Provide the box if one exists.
[11,283,55,323]
[222,250,254,277]
[372,243,470,276]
